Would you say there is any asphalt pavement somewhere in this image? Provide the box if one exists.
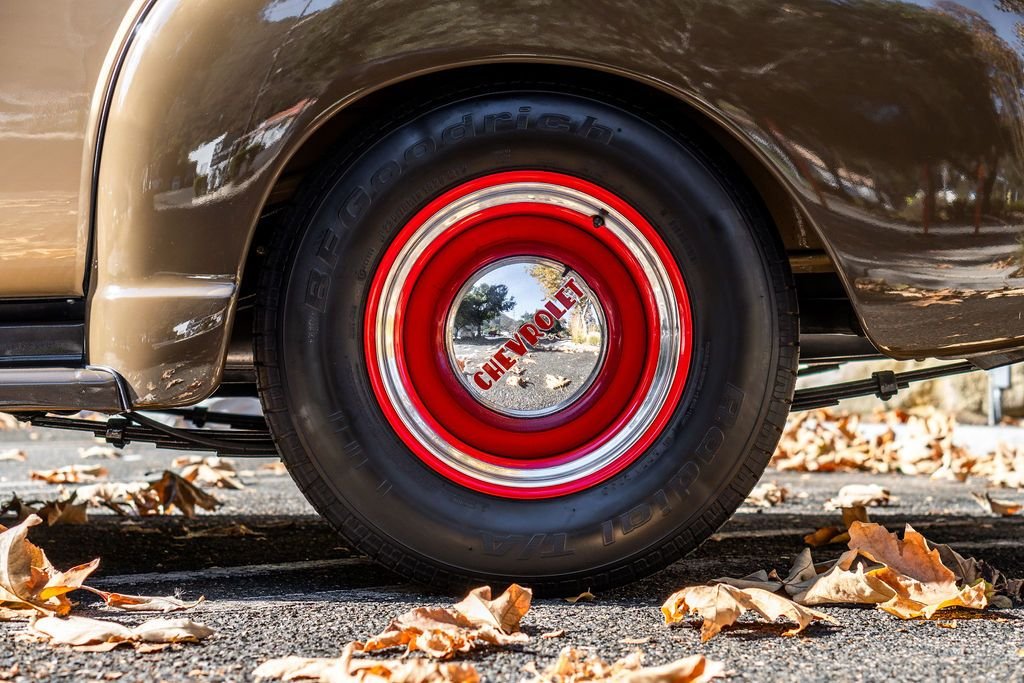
[0,426,1021,682]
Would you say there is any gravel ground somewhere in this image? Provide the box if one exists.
[0,426,1021,682]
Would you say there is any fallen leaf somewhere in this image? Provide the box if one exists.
[524,646,724,683]
[847,522,988,618]
[804,506,869,547]
[257,461,288,476]
[30,465,108,484]
[662,584,837,641]
[824,484,891,509]
[0,414,24,430]
[81,587,205,613]
[35,500,88,527]
[744,482,788,507]
[21,614,214,651]
[78,446,120,460]
[792,550,896,606]
[254,643,480,682]
[565,591,595,604]
[355,584,531,659]
[144,471,222,517]
[0,449,26,462]
[452,584,531,633]
[971,491,1022,516]
[545,375,571,390]
[0,515,99,617]
[933,543,1024,604]
[175,456,243,490]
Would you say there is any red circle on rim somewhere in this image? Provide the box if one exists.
[364,171,692,498]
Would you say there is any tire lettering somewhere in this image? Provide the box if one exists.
[304,269,329,312]
[370,160,400,189]
[480,532,574,559]
[341,187,370,223]
[316,229,340,265]
[598,386,746,545]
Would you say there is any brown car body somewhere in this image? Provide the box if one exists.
[2,0,1024,410]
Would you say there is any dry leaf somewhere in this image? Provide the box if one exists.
[744,482,788,508]
[0,449,27,462]
[22,614,214,651]
[0,413,24,430]
[145,471,222,517]
[971,491,1022,516]
[355,584,530,659]
[257,461,288,476]
[254,643,480,682]
[36,500,88,527]
[662,584,837,641]
[81,587,205,613]
[934,543,1024,603]
[453,584,531,633]
[30,465,108,484]
[804,506,869,547]
[545,375,571,390]
[824,484,891,510]
[78,446,120,460]
[792,550,896,606]
[76,473,220,518]
[524,646,724,683]
[847,522,988,618]
[175,456,243,490]
[565,590,595,604]
[0,515,99,617]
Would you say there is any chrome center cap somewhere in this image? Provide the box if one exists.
[445,257,607,417]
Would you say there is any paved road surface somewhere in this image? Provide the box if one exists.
[0,427,1021,682]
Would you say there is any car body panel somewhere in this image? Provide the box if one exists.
[0,0,137,297]
[5,0,1024,407]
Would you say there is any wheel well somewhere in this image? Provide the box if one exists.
[238,63,850,334]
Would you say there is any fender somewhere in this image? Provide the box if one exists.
[89,0,1024,407]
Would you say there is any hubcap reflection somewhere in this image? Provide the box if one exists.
[445,257,607,418]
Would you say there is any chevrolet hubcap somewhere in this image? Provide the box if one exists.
[445,257,607,418]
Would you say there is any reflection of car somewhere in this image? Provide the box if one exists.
[2,0,1024,594]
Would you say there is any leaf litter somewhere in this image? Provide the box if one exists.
[663,520,1012,641]
[257,584,725,683]
[0,514,210,651]
[771,407,1024,488]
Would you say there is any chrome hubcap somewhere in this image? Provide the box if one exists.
[445,257,607,418]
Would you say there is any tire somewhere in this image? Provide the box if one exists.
[254,84,798,595]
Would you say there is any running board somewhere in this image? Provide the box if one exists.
[791,361,976,412]
[0,367,125,412]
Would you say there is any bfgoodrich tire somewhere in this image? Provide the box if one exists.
[254,85,798,595]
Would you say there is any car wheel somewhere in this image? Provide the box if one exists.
[254,85,798,594]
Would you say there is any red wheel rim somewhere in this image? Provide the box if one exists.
[365,171,692,498]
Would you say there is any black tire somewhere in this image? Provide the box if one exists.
[254,84,798,595]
